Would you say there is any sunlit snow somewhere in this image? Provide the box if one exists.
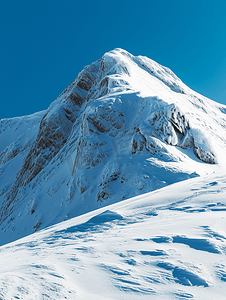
[0,48,226,299]
[1,171,226,299]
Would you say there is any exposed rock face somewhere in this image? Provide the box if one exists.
[0,48,225,245]
[0,141,29,165]
[194,146,216,164]
[5,60,102,203]
[148,103,190,146]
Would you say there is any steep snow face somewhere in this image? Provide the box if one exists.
[0,48,226,245]
[0,112,45,213]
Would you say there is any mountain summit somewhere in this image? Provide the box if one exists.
[0,48,226,245]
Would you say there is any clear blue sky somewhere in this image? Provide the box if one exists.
[1,0,226,119]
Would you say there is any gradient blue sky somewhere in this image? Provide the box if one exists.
[1,0,226,119]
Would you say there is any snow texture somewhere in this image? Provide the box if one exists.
[0,49,226,298]
[0,171,226,299]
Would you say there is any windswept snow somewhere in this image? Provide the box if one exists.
[0,170,226,299]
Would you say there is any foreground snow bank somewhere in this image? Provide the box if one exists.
[0,170,226,299]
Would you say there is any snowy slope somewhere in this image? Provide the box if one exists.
[0,48,226,246]
[0,170,226,299]
[0,111,45,192]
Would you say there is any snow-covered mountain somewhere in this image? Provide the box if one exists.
[0,48,226,248]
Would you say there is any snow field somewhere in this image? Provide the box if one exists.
[0,171,226,299]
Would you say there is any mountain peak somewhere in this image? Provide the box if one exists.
[101,48,186,94]
[0,49,226,245]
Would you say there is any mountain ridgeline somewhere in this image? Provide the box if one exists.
[0,48,226,245]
